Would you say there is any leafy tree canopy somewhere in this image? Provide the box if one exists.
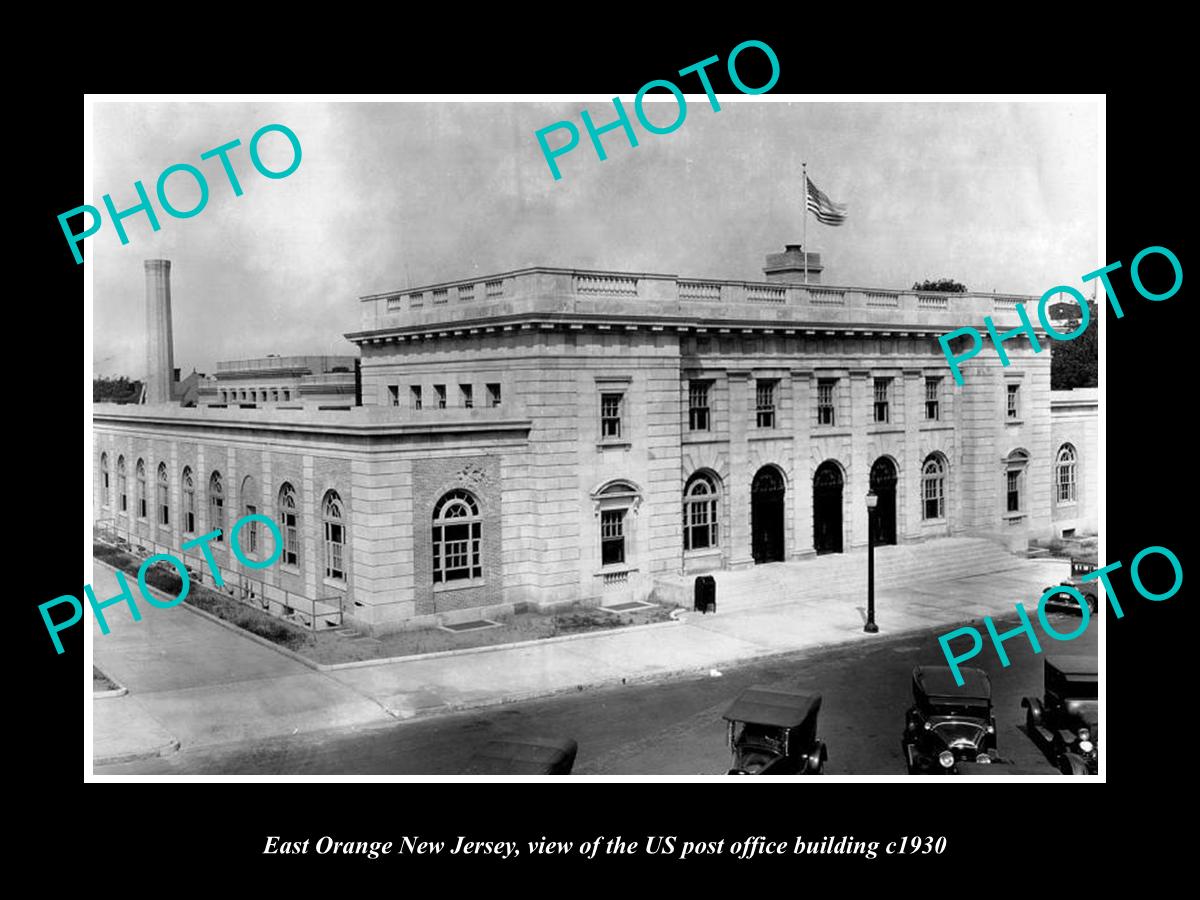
[912,278,967,292]
[1050,301,1098,390]
[94,376,142,403]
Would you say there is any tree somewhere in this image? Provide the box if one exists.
[93,376,143,403]
[912,278,967,292]
[1050,301,1098,390]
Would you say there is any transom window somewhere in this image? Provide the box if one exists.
[756,379,777,428]
[1007,383,1020,420]
[873,378,891,424]
[135,459,147,519]
[325,490,347,581]
[209,471,225,541]
[925,377,941,421]
[157,462,169,526]
[600,392,624,439]
[181,467,195,533]
[922,454,946,520]
[688,381,711,432]
[432,489,481,583]
[817,379,837,426]
[279,483,299,567]
[1056,444,1077,504]
[683,472,720,551]
[117,456,128,512]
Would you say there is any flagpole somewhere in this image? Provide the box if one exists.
[802,161,809,285]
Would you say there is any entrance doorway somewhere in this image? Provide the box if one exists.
[751,466,786,563]
[869,457,898,546]
[813,461,844,554]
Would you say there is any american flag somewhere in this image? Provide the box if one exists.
[806,176,848,226]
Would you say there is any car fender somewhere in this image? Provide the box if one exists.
[1022,696,1044,726]
[806,740,828,774]
[1061,753,1091,776]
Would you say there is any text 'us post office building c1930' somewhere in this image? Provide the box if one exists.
[93,249,1097,632]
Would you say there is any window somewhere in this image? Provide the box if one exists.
[922,454,946,520]
[279,483,299,566]
[272,389,279,402]
[1056,444,1077,504]
[1005,449,1030,513]
[245,504,258,555]
[324,491,347,581]
[435,385,447,409]
[601,509,626,565]
[209,471,225,541]
[873,378,891,424]
[688,381,711,432]
[411,386,423,410]
[157,462,169,525]
[756,379,776,428]
[100,453,110,507]
[683,472,720,550]
[461,384,473,408]
[817,379,837,426]
[117,456,127,512]
[600,392,624,439]
[1007,383,1020,420]
[432,490,480,583]
[387,385,399,407]
[282,389,291,402]
[487,383,501,407]
[925,377,941,421]
[135,459,147,518]
[182,467,195,533]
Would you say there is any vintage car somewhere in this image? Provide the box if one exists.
[1042,554,1099,615]
[723,686,827,775]
[902,665,998,774]
[463,736,579,775]
[1022,655,1098,775]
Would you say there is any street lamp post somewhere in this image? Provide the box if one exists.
[865,491,879,633]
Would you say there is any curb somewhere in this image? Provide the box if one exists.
[93,662,129,700]
[94,736,181,767]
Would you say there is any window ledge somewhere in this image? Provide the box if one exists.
[814,428,850,437]
[868,426,904,435]
[684,547,722,558]
[593,564,638,579]
[1006,418,1024,425]
[280,564,301,576]
[749,431,782,439]
[596,440,631,450]
[920,518,948,527]
[433,578,482,593]
[1003,512,1026,523]
[1056,500,1078,509]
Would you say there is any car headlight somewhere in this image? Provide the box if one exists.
[924,722,932,731]
[975,753,992,763]
[938,751,955,768]
[1080,740,1094,753]
[1078,728,1091,741]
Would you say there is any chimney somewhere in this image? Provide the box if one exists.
[144,259,176,404]
[764,244,824,284]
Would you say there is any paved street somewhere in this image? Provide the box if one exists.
[96,614,1095,775]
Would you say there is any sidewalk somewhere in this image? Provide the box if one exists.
[92,550,1073,766]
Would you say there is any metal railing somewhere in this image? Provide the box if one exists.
[93,518,344,631]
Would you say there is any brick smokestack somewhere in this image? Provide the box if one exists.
[144,259,175,404]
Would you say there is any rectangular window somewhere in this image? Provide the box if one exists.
[282,389,290,402]
[184,490,194,534]
[487,383,502,407]
[460,384,473,408]
[282,511,298,566]
[120,477,127,512]
[410,385,422,410]
[158,484,169,526]
[271,389,279,402]
[212,496,224,541]
[600,509,626,565]
[817,379,837,426]
[1007,384,1020,419]
[873,378,891,424]
[246,505,258,555]
[925,377,941,421]
[326,521,345,580]
[435,385,447,409]
[688,380,710,432]
[1007,471,1021,512]
[387,385,399,407]
[756,379,776,429]
[600,392,623,439]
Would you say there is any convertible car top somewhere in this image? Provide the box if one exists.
[464,736,579,775]
[723,687,822,729]
[912,665,992,705]
[1045,654,1098,684]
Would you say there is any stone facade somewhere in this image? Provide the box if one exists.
[93,258,1097,632]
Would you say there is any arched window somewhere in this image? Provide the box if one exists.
[1056,444,1077,504]
[209,471,225,541]
[100,452,110,507]
[181,467,195,533]
[324,491,347,581]
[1005,449,1030,514]
[432,489,480,583]
[157,462,170,526]
[117,456,127,512]
[683,472,720,550]
[135,458,147,519]
[279,483,299,567]
[922,454,947,520]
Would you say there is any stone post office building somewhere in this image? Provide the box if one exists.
[93,249,1098,631]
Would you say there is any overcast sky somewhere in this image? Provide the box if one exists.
[90,99,1099,378]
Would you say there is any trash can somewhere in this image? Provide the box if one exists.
[694,575,716,614]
